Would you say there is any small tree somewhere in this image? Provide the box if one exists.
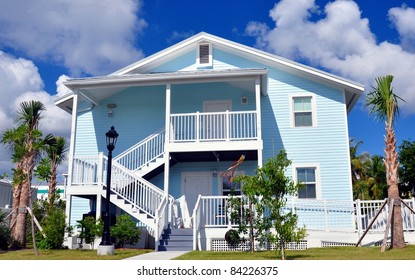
[77,216,103,249]
[110,214,141,248]
[233,150,307,259]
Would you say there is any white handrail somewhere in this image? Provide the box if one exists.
[155,196,168,246]
[192,195,202,250]
[109,159,164,218]
[114,128,165,172]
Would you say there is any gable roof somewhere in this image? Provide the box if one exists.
[111,32,364,108]
[56,32,364,113]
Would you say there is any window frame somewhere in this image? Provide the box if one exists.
[197,43,213,67]
[290,95,317,128]
[293,164,321,199]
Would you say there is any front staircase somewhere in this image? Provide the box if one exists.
[158,226,193,251]
[72,128,178,248]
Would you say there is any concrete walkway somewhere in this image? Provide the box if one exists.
[123,251,189,260]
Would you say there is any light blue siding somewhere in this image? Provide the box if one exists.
[69,196,91,228]
[74,44,353,202]
[75,86,166,157]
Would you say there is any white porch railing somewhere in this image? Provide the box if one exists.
[155,196,169,246]
[192,196,415,235]
[114,128,165,172]
[109,159,164,219]
[170,110,257,142]
[71,155,164,220]
[71,155,104,185]
[356,199,415,233]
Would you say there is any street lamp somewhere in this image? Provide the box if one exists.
[98,126,119,255]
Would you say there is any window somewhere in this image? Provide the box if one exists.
[197,43,212,66]
[222,176,242,196]
[296,167,317,199]
[222,175,242,196]
[293,96,314,127]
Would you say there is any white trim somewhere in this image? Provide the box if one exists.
[290,94,317,128]
[342,88,354,201]
[292,163,321,200]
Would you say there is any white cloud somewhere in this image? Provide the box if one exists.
[0,0,147,76]
[246,0,415,115]
[389,5,415,53]
[0,52,71,177]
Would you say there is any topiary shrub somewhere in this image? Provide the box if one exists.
[225,229,240,247]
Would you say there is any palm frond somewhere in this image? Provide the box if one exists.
[364,75,404,126]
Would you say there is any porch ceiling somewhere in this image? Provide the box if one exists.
[142,150,258,180]
[170,150,258,163]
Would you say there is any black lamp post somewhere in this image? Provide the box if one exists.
[100,126,119,247]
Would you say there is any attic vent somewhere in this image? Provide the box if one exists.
[197,43,212,66]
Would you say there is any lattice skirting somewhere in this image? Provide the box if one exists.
[321,241,356,247]
[210,239,308,251]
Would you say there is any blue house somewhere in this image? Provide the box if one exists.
[56,32,364,250]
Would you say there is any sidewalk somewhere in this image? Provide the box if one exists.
[123,251,189,260]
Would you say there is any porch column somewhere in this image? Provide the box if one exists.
[255,78,263,167]
[65,91,78,229]
[67,91,78,188]
[64,194,72,234]
[164,83,171,198]
[96,194,102,221]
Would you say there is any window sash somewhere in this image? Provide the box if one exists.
[293,97,313,127]
[297,167,317,199]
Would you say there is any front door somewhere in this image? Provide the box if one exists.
[182,172,212,212]
[203,100,232,140]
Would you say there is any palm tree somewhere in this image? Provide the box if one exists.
[365,75,405,249]
[1,125,28,237]
[45,136,68,205]
[368,155,387,200]
[350,139,372,200]
[1,100,46,248]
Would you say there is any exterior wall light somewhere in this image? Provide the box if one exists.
[107,103,117,117]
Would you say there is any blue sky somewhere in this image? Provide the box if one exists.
[1,0,415,177]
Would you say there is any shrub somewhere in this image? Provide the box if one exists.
[0,209,10,250]
[77,216,103,248]
[110,214,141,248]
[37,206,66,249]
[225,229,240,247]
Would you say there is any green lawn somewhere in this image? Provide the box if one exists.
[0,248,153,260]
[1,245,415,260]
[174,245,415,260]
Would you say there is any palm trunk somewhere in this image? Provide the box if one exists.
[10,183,22,240]
[13,149,36,248]
[14,180,29,248]
[384,123,405,248]
[48,161,57,206]
[10,163,23,237]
